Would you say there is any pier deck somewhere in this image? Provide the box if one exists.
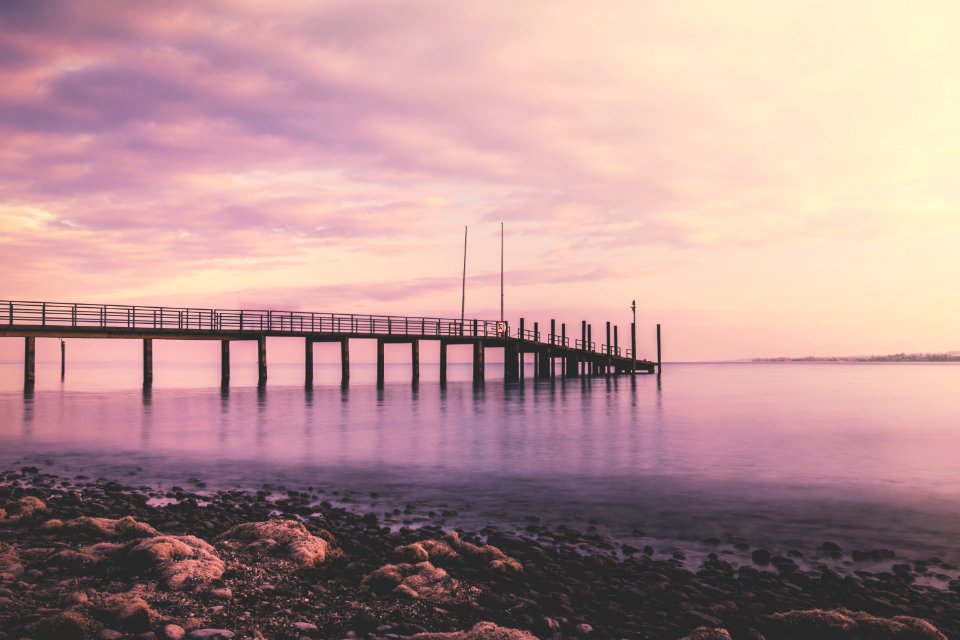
[2,299,658,391]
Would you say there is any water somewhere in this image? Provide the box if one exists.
[3,359,960,571]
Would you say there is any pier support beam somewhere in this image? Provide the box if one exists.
[538,347,551,379]
[304,338,313,387]
[340,338,350,386]
[143,338,153,388]
[631,321,636,376]
[221,340,230,388]
[24,337,35,392]
[657,323,662,375]
[473,340,485,385]
[257,336,267,387]
[411,339,420,384]
[504,341,520,382]
[377,339,385,388]
[60,339,65,381]
[439,340,447,385]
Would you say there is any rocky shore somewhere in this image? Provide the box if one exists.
[1,467,958,640]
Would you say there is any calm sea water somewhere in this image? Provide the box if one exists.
[3,359,960,570]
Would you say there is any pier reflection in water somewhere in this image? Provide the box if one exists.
[3,362,960,564]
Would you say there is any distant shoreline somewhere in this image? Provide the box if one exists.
[753,353,960,363]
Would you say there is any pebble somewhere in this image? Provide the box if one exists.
[293,622,319,632]
[187,630,235,640]
[162,625,186,640]
[96,631,123,640]
[210,587,233,599]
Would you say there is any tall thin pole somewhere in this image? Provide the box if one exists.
[460,226,468,330]
[500,221,504,323]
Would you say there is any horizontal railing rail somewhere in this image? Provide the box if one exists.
[1,299,507,339]
[575,339,596,351]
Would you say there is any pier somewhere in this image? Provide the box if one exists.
[2,299,658,391]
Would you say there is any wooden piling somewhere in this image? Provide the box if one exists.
[377,339,385,388]
[631,321,636,375]
[411,339,420,384]
[304,338,312,387]
[143,338,153,388]
[340,338,350,385]
[657,323,662,375]
[221,340,230,388]
[504,340,520,382]
[257,336,267,387]
[24,336,35,392]
[473,340,484,385]
[439,340,447,385]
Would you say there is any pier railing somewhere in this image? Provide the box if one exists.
[2,299,506,338]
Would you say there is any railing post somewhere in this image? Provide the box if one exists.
[8,301,12,326]
[42,302,46,327]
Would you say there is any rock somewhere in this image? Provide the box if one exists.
[210,587,233,599]
[362,561,471,603]
[680,628,733,640]
[822,541,842,554]
[59,590,89,606]
[292,621,319,632]
[29,611,91,640]
[44,515,159,539]
[409,622,538,640]
[0,495,46,523]
[751,549,771,565]
[187,630,235,640]
[575,623,593,635]
[102,592,159,632]
[162,624,186,640]
[49,542,123,567]
[218,520,338,568]
[394,531,522,572]
[96,630,124,640]
[0,542,24,578]
[767,608,947,640]
[127,535,225,590]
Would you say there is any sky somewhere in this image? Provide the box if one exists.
[2,0,960,363]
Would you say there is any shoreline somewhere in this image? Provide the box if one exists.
[1,467,959,640]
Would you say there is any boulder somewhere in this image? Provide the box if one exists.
[767,608,947,640]
[127,535,225,590]
[394,531,522,572]
[679,628,733,640]
[0,496,46,523]
[409,621,537,640]
[101,592,159,632]
[29,611,91,640]
[363,561,470,602]
[218,519,338,568]
[43,515,159,540]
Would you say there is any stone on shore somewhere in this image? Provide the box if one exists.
[768,608,947,639]
[101,592,159,632]
[679,628,733,640]
[218,519,338,568]
[394,531,522,572]
[363,561,468,602]
[409,621,537,640]
[127,535,225,590]
[0,542,24,579]
[29,610,91,640]
[43,515,159,539]
[0,495,46,523]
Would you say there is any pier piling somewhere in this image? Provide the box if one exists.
[60,339,65,380]
[221,340,230,388]
[376,339,385,388]
[304,338,312,387]
[439,340,447,385]
[657,323,662,375]
[257,336,267,387]
[473,340,485,385]
[340,338,350,386]
[143,338,153,388]
[411,339,420,384]
[24,337,35,392]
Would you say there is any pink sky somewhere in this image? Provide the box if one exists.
[2,1,959,363]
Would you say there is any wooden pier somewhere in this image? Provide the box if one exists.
[1,299,658,391]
